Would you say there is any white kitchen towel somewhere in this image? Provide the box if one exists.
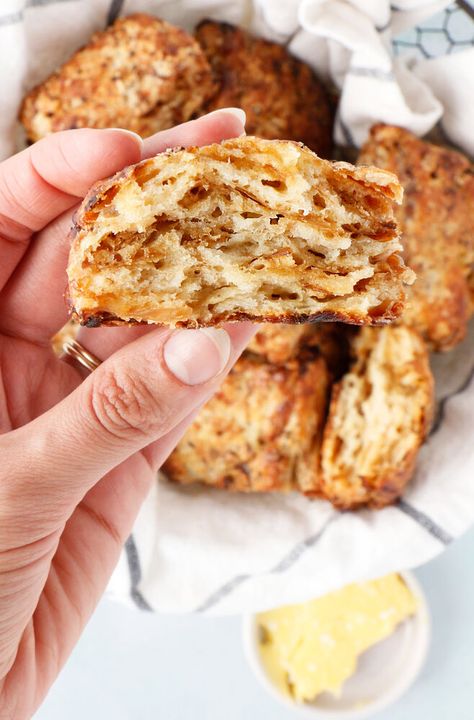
[0,0,473,613]
[2,0,474,159]
[110,322,474,614]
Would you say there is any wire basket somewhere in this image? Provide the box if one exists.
[393,0,474,59]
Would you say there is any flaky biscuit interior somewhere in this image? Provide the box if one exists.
[68,137,412,328]
[321,325,434,508]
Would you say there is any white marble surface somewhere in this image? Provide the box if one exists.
[34,525,474,720]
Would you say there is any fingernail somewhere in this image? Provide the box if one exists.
[206,107,246,127]
[106,127,144,148]
[163,328,231,385]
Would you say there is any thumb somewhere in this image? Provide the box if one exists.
[0,323,254,540]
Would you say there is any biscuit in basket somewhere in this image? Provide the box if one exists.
[164,352,330,493]
[359,124,474,351]
[20,14,214,141]
[320,325,434,509]
[195,20,333,157]
[247,323,351,376]
[247,325,322,364]
[67,136,413,328]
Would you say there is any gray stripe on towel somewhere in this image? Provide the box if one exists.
[195,513,339,613]
[106,0,125,25]
[1,0,77,25]
[349,67,395,81]
[125,535,153,611]
[397,499,453,545]
[28,0,78,6]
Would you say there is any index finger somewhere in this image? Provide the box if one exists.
[0,110,246,345]
[0,128,142,291]
[142,108,246,157]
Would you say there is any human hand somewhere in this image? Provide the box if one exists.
[0,109,253,719]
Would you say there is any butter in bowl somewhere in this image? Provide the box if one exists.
[242,572,430,718]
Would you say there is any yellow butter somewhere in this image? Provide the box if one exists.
[257,574,417,703]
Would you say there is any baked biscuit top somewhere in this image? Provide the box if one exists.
[20,14,214,140]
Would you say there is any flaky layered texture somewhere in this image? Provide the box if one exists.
[68,136,412,328]
[164,353,330,493]
[20,14,214,141]
[359,124,474,351]
[247,322,351,376]
[195,20,333,157]
[320,326,434,509]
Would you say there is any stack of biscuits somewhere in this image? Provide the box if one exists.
[22,14,474,510]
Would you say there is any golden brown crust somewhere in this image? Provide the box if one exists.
[20,14,214,141]
[195,20,333,157]
[319,325,434,509]
[246,322,351,377]
[74,306,405,329]
[247,324,318,364]
[359,124,474,351]
[67,136,412,329]
[164,352,330,493]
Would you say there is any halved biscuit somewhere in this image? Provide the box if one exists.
[359,124,474,351]
[320,326,434,509]
[20,14,214,141]
[164,352,330,493]
[67,136,412,328]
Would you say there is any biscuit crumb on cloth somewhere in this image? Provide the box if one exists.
[359,124,474,352]
[195,19,334,157]
[67,136,413,329]
[20,13,214,140]
[164,351,330,494]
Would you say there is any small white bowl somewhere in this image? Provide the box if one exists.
[242,572,430,719]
